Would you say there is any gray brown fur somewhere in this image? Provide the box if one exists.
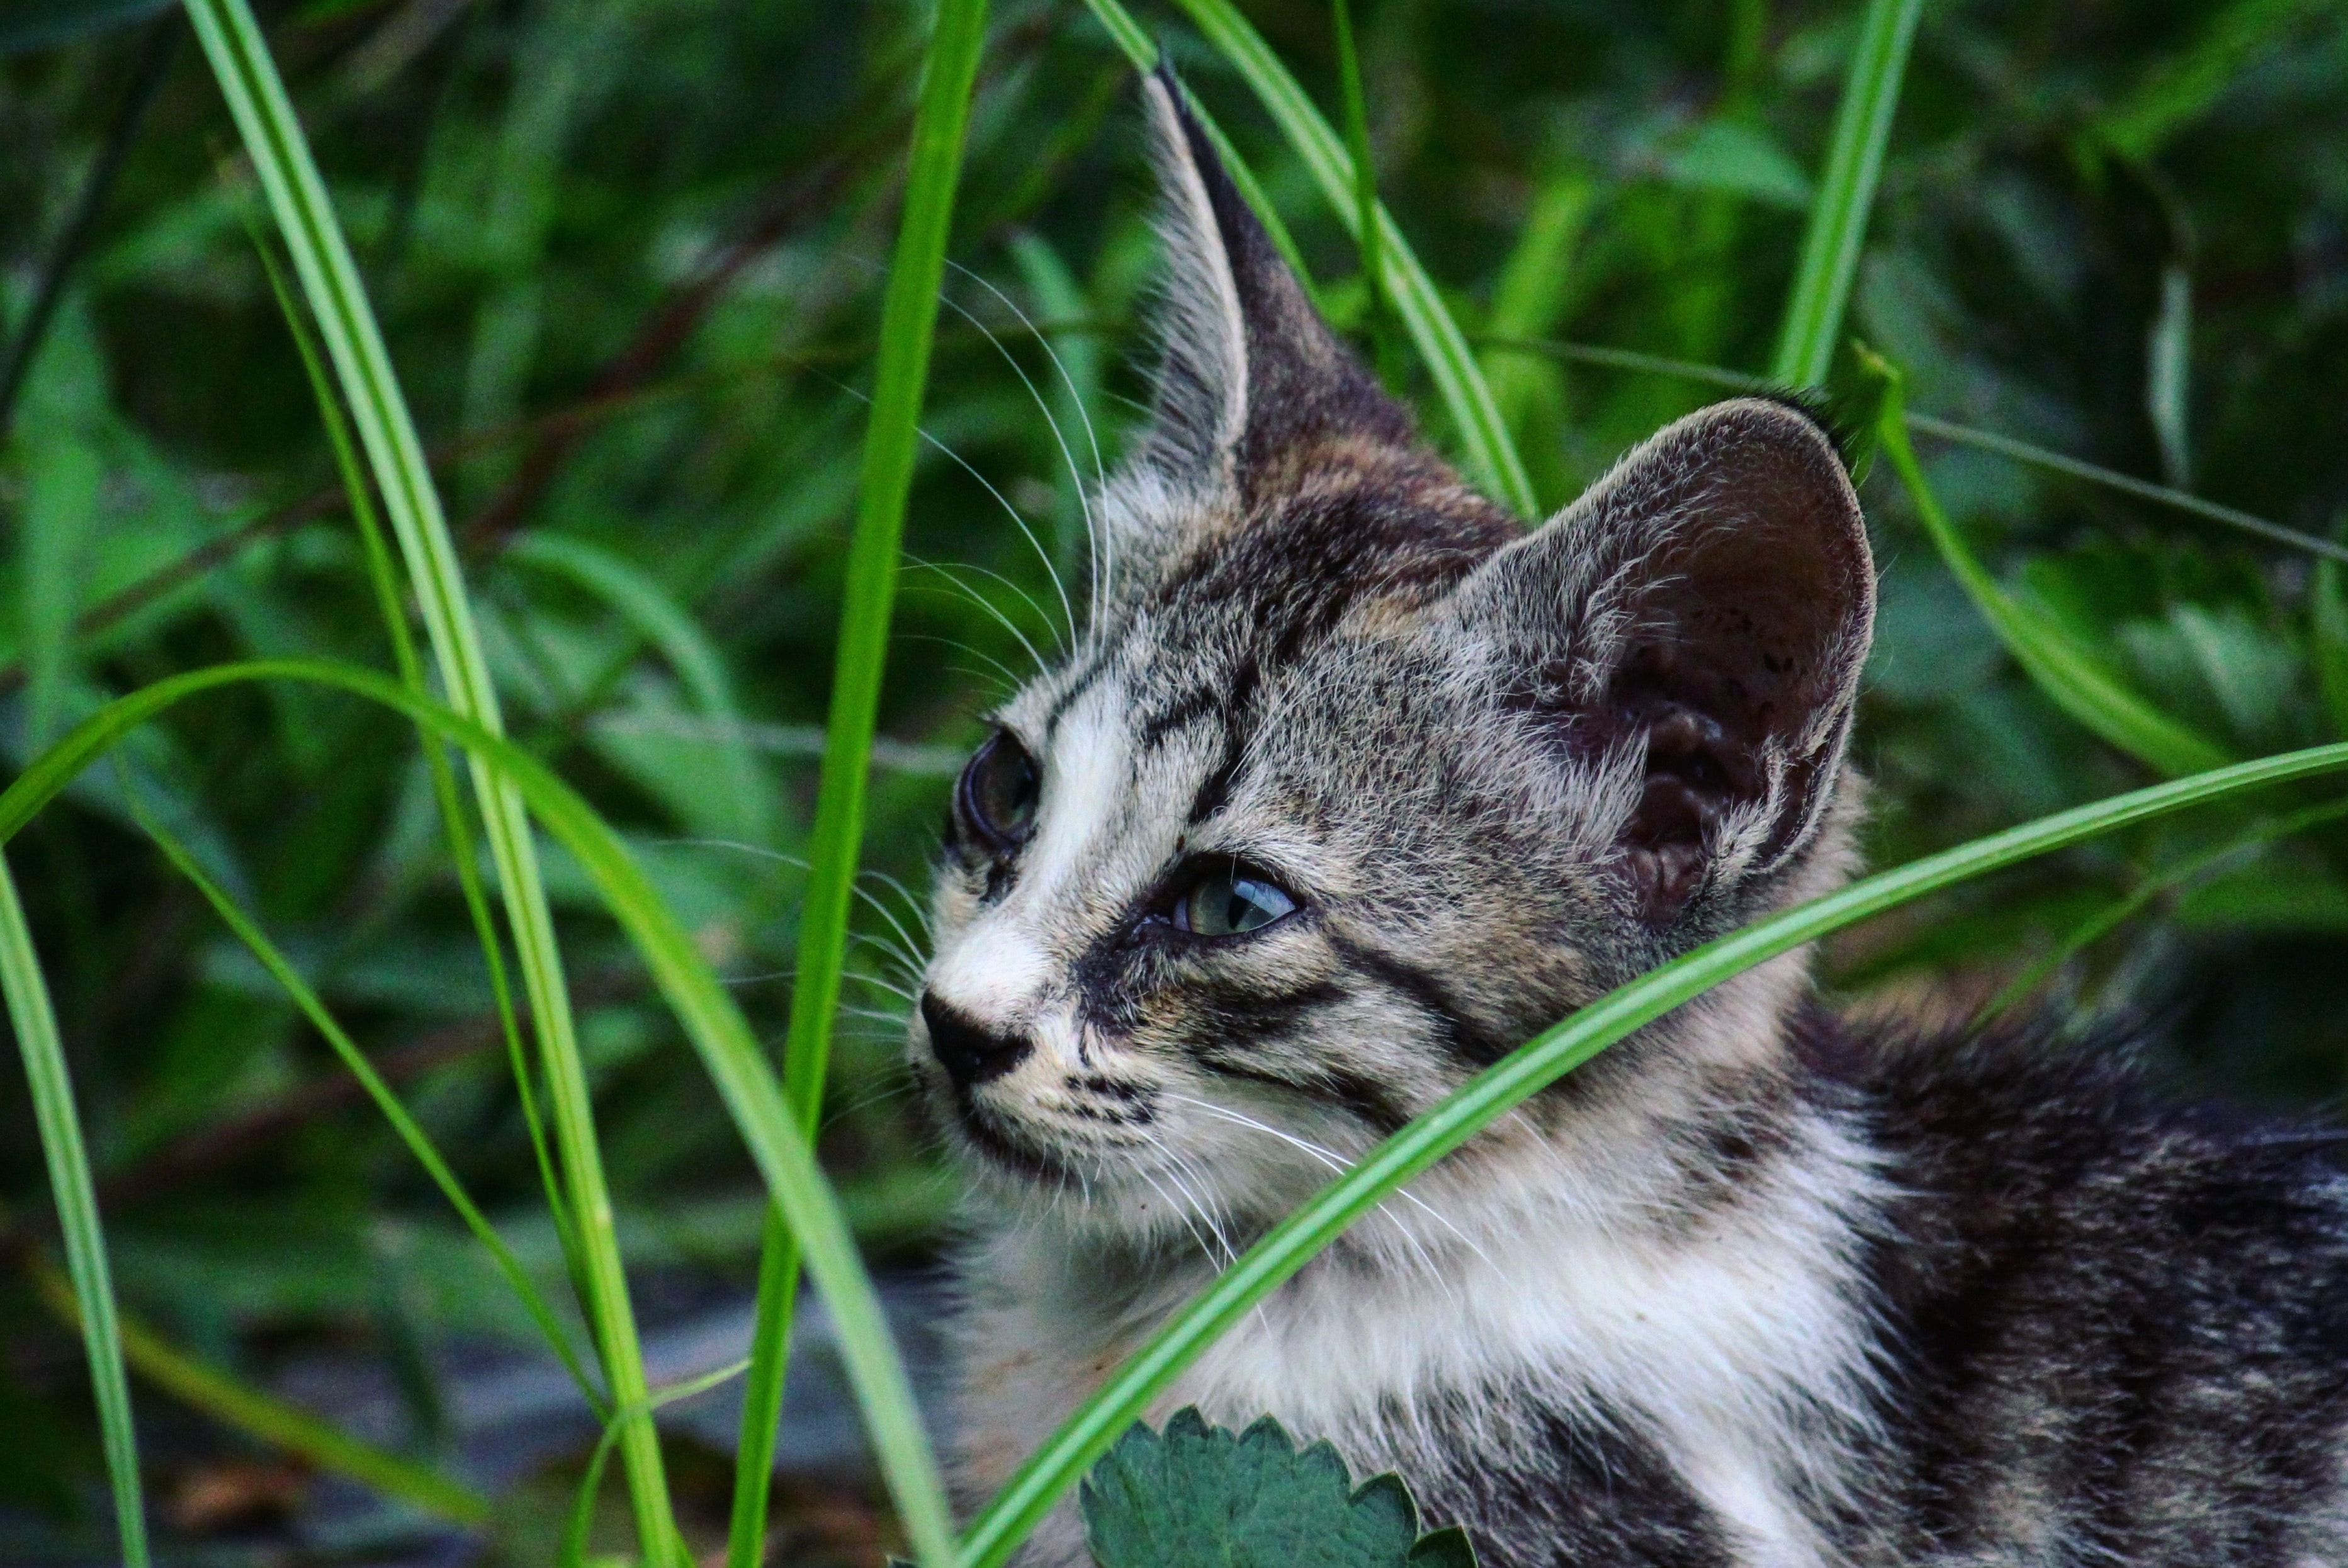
[908,69,2348,1567]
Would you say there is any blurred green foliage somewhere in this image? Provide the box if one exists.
[3,0,2347,1558]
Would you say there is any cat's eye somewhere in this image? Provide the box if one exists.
[956,730,1040,854]
[1174,866,1299,939]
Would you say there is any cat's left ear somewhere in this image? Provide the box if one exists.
[1132,67,1411,503]
[1443,397,1875,926]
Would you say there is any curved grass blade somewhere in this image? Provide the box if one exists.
[1476,335,2348,565]
[508,533,779,849]
[1902,411,2348,567]
[26,1255,489,1527]
[120,777,602,1411]
[959,735,2348,1566]
[1769,0,1925,386]
[181,0,673,1549]
[1122,0,1537,516]
[566,1357,750,1567]
[1983,793,2348,1017]
[250,225,584,1289]
[728,2,988,1562]
[1863,347,2232,777]
[0,860,148,1567]
[0,657,958,1568]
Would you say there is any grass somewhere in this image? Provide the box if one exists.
[727,1,991,1562]
[0,855,147,1567]
[181,0,679,1550]
[1768,0,1925,385]
[4,0,2346,1563]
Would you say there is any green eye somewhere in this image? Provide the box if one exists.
[1177,868,1299,937]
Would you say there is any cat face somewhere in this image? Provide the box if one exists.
[908,69,1874,1251]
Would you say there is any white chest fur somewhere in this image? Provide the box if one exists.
[949,1112,1888,1568]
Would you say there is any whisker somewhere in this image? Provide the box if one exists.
[838,250,1082,643]
[1165,1092,1494,1276]
[800,366,1066,659]
[653,838,936,971]
[930,271,1087,643]
[944,257,1107,633]
[901,568,1048,676]
[1137,1166,1225,1277]
[906,554,1061,660]
[859,867,935,939]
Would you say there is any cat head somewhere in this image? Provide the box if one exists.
[908,70,1873,1251]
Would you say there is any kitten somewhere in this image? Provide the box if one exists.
[908,68,2348,1567]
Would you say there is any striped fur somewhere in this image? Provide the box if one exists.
[910,70,2348,1567]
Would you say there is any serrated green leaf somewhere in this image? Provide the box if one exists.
[1081,1408,1472,1568]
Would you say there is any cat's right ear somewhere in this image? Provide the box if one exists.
[1443,397,1875,930]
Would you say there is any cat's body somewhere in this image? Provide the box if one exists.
[912,70,2348,1566]
[953,1013,2348,1567]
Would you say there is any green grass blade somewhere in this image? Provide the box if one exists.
[956,734,2348,1566]
[1984,794,2348,1017]
[509,533,779,849]
[1768,0,1925,386]
[20,432,100,750]
[29,1255,490,1528]
[1900,412,2348,565]
[1476,335,2348,564]
[1864,348,2232,777]
[1117,0,1537,516]
[728,3,989,1562]
[121,779,604,1413]
[2315,560,2348,736]
[0,657,957,1567]
[181,0,674,1550]
[250,225,583,1285]
[0,859,149,1568]
[1330,0,1397,387]
[2090,0,2329,163]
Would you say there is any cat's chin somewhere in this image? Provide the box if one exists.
[947,1101,1087,1192]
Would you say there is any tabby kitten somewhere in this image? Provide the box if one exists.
[909,69,2348,1567]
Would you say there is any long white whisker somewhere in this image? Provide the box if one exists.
[848,925,924,975]
[1166,1093,1494,1274]
[905,634,1024,696]
[859,867,935,939]
[1160,1150,1238,1267]
[851,883,932,968]
[902,565,1048,676]
[653,837,936,969]
[908,555,1062,667]
[944,256,1106,635]
[931,273,1087,641]
[946,256,1107,494]
[807,366,1071,653]
[1137,1167,1223,1277]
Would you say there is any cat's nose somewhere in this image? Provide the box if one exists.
[921,993,1033,1089]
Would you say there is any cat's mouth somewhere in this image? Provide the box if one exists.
[952,1096,1084,1188]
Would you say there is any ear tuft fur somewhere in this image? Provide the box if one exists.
[1132,69,1413,502]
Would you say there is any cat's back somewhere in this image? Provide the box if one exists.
[1813,1010,2348,1564]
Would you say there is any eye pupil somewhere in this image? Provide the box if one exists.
[958,732,1039,853]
